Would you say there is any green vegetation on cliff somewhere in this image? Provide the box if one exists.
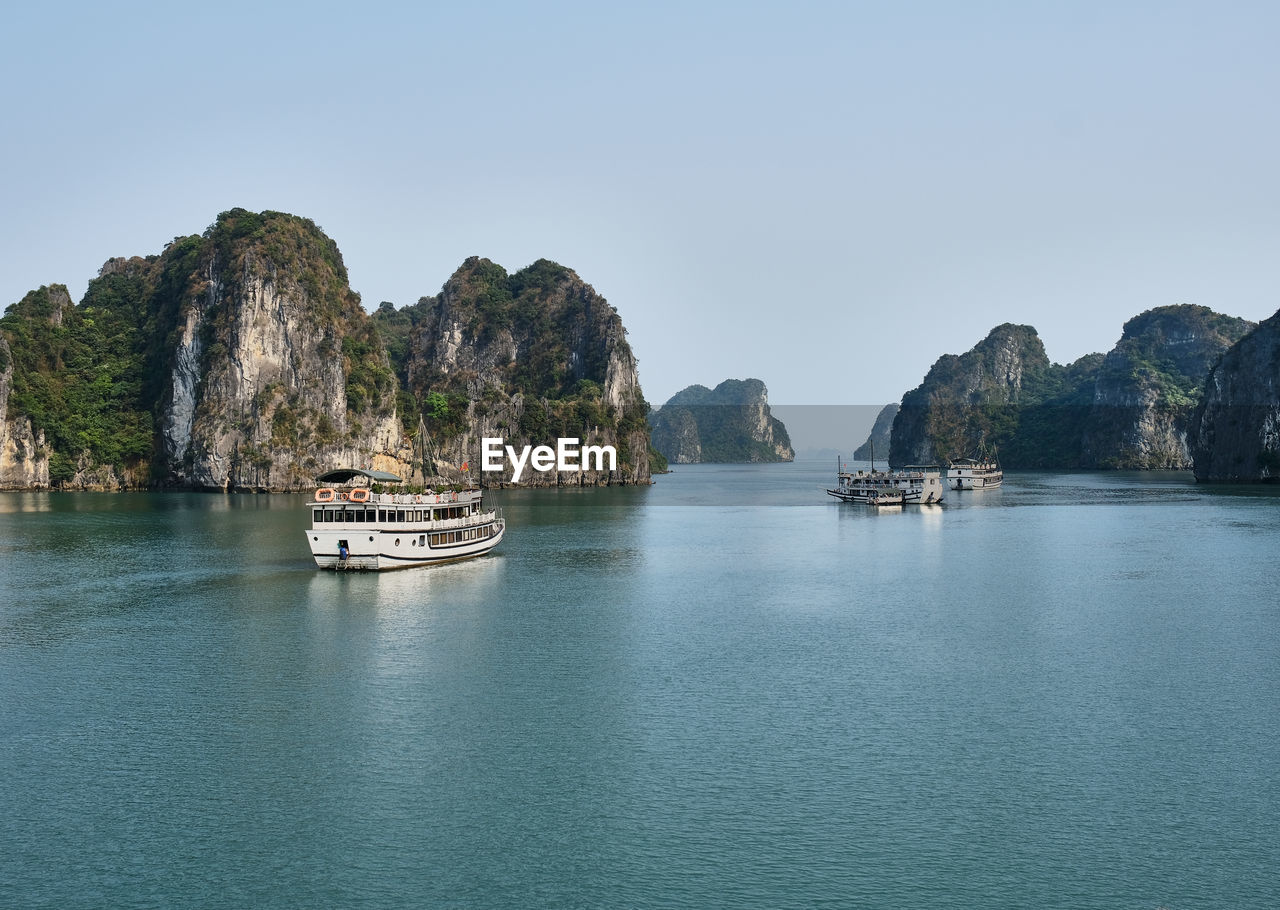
[889,307,1254,470]
[386,257,650,480]
[2,211,650,489]
[2,209,399,488]
[1,284,154,483]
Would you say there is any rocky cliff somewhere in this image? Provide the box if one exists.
[649,379,793,464]
[388,257,652,486]
[158,211,405,490]
[887,307,1253,470]
[0,213,411,491]
[0,209,652,491]
[853,403,898,462]
[1081,306,1254,469]
[889,324,1049,467]
[0,334,49,489]
[1192,307,1280,482]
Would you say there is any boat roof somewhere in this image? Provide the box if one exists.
[315,468,404,484]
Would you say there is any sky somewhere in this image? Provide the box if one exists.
[4,0,1279,450]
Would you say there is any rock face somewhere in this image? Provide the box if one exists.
[0,209,652,491]
[890,324,1049,467]
[649,379,793,464]
[853,403,898,462]
[0,335,49,489]
[159,213,405,490]
[1081,306,1254,469]
[886,308,1253,470]
[1193,308,1280,482]
[392,257,651,486]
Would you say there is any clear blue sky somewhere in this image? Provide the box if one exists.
[4,1,1278,425]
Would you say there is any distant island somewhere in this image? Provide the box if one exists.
[857,304,1280,482]
[0,209,656,491]
[649,379,794,464]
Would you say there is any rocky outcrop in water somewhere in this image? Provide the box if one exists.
[1192,307,1280,482]
[385,257,652,486]
[0,209,652,490]
[152,212,407,490]
[649,378,793,464]
[1081,306,1253,469]
[889,324,1049,467]
[886,307,1254,470]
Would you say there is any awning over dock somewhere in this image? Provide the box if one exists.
[315,468,404,484]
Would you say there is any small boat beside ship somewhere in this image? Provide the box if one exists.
[866,488,904,507]
[946,455,1003,491]
[305,468,504,571]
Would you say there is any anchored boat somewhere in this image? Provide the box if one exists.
[826,457,946,505]
[947,455,1003,491]
[305,468,504,571]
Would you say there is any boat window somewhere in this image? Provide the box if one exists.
[378,509,387,522]
[415,510,422,522]
[313,509,322,523]
[355,510,364,523]
[419,535,426,546]
[396,510,405,522]
[430,533,439,546]
[346,509,356,522]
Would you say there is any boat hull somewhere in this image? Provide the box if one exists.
[307,521,505,571]
[947,471,1004,490]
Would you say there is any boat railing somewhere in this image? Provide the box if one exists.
[374,491,481,506]
[309,489,484,506]
[429,511,499,531]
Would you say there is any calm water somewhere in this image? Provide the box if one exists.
[2,464,1278,909]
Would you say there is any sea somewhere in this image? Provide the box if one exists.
[2,462,1277,910]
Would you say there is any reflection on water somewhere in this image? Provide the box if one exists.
[2,468,1280,910]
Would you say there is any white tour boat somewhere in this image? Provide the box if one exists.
[305,468,504,571]
[826,457,946,505]
[947,456,1003,491]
